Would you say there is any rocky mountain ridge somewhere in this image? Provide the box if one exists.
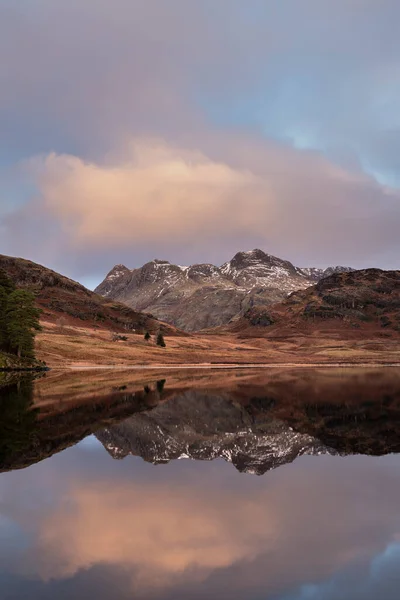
[95,249,354,331]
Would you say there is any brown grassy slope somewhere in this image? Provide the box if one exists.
[34,318,400,366]
[0,254,181,336]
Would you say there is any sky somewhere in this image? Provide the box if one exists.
[1,0,400,288]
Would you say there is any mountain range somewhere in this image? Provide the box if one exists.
[95,249,354,331]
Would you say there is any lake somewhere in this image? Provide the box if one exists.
[1,367,400,599]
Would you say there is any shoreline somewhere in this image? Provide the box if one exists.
[55,362,400,370]
[0,367,49,373]
[3,361,400,373]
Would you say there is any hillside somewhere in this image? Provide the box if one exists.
[227,268,400,337]
[95,249,354,331]
[0,255,180,337]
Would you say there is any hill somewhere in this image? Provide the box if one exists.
[226,268,400,337]
[0,255,180,337]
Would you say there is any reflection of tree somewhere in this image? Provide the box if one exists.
[143,380,167,395]
[156,379,166,393]
[0,377,39,466]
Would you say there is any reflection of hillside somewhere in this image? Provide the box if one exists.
[32,366,400,407]
[0,378,169,472]
[1,368,400,474]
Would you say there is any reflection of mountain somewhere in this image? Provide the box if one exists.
[96,391,333,475]
[96,369,400,473]
[3,368,400,474]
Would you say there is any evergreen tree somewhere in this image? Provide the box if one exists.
[156,332,166,348]
[0,286,9,352]
[0,271,15,352]
[6,290,42,358]
[0,269,15,295]
[144,331,151,341]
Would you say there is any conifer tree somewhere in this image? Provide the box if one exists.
[0,286,9,352]
[144,331,151,341]
[156,332,166,348]
[0,271,15,352]
[0,269,15,295]
[6,290,42,358]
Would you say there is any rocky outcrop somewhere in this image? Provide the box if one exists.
[296,269,400,328]
[230,268,400,334]
[95,249,354,331]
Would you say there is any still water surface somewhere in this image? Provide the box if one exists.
[1,367,400,599]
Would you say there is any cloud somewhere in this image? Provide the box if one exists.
[2,135,399,280]
[27,140,263,248]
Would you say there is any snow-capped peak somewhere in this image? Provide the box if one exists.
[105,264,131,281]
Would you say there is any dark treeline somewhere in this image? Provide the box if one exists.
[0,270,41,359]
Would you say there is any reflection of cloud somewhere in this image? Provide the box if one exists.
[7,453,400,598]
[279,543,400,600]
[32,482,277,587]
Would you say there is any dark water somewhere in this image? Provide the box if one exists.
[1,367,400,599]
